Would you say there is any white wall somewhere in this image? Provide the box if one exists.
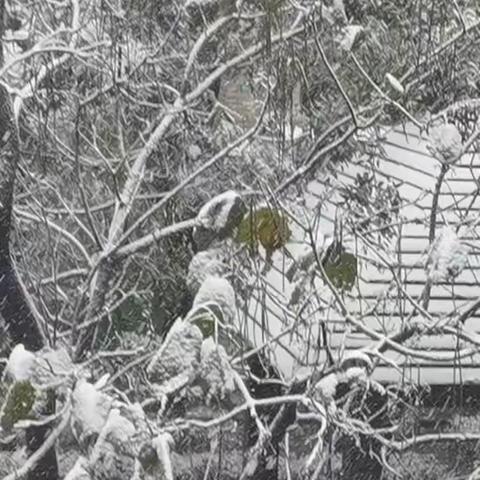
[239,125,480,385]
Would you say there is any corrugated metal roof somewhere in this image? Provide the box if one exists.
[240,125,480,385]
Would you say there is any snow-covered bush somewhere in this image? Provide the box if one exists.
[67,381,172,480]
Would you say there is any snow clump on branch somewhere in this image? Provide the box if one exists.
[186,248,230,295]
[4,344,36,381]
[426,226,469,283]
[71,379,113,447]
[193,190,245,250]
[428,123,463,164]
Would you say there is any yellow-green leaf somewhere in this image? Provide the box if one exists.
[1,381,36,431]
[236,208,291,253]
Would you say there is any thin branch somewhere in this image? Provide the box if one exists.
[116,93,269,248]
[313,24,358,127]
[350,53,422,128]
[2,406,70,480]
[389,431,480,451]
[74,107,103,250]
[116,218,198,258]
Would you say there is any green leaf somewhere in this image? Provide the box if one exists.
[324,252,358,292]
[1,381,36,431]
[191,311,216,338]
[112,295,150,333]
[236,208,291,253]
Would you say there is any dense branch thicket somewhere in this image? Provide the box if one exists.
[0,0,480,479]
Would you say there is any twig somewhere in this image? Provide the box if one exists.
[313,23,358,127]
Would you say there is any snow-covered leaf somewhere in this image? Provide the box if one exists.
[329,0,347,25]
[315,366,368,402]
[462,8,479,27]
[199,338,236,403]
[93,374,110,390]
[315,373,338,400]
[67,400,151,480]
[192,276,236,324]
[147,319,203,385]
[342,366,368,385]
[340,351,373,372]
[87,408,137,479]
[385,73,405,94]
[0,347,73,435]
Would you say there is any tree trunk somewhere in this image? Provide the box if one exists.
[0,1,59,477]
